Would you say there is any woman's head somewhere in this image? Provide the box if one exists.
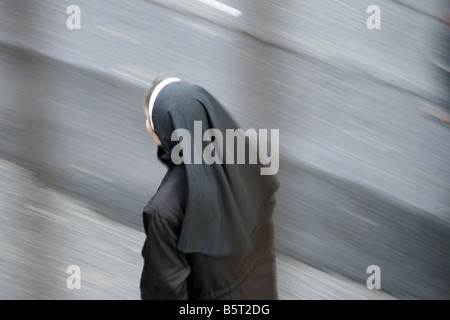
[143,74,175,146]
[141,76,280,256]
[144,76,203,153]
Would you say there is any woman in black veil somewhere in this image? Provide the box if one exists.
[140,75,280,300]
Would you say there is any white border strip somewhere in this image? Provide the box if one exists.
[148,77,180,129]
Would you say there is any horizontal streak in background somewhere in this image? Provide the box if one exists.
[197,0,242,17]
[71,165,114,184]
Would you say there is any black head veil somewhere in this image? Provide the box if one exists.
[151,80,279,256]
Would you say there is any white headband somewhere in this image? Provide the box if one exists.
[148,77,181,129]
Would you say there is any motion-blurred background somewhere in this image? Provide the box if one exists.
[0,0,449,299]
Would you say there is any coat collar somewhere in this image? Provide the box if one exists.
[157,146,175,168]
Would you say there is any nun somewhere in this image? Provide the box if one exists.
[140,75,280,300]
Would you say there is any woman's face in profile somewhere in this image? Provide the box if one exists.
[145,107,162,146]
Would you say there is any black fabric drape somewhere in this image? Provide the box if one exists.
[152,81,279,256]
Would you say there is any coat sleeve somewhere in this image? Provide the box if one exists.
[140,208,190,300]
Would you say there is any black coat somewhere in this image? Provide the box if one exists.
[140,162,278,300]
